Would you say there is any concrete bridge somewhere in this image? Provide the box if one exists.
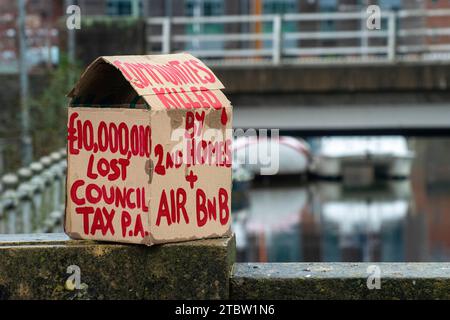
[144,10,450,135]
[0,233,449,300]
[214,62,450,135]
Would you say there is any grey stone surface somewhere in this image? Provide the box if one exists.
[231,263,450,300]
[0,233,235,300]
[2,235,450,300]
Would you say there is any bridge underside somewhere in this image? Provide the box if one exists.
[232,101,450,136]
[215,63,450,136]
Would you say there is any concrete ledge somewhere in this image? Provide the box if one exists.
[3,237,450,300]
[215,63,450,94]
[0,233,235,300]
[231,263,450,300]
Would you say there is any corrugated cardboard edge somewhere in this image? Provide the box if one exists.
[141,224,232,246]
[64,108,83,241]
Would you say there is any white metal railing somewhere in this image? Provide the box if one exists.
[0,148,66,234]
[146,9,450,65]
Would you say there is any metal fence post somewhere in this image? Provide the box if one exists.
[162,17,172,54]
[0,139,4,175]
[361,11,369,59]
[1,174,19,234]
[18,0,33,167]
[272,15,282,65]
[387,12,397,62]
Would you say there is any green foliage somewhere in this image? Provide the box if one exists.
[31,55,81,157]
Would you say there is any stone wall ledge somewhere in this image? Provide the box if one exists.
[0,233,235,300]
[214,63,450,94]
[231,263,450,300]
[2,234,450,300]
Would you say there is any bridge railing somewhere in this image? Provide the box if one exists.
[146,9,450,65]
[0,148,67,234]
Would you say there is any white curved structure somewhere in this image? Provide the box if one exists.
[312,136,414,178]
[233,136,311,175]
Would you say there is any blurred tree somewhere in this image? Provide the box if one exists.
[31,55,80,157]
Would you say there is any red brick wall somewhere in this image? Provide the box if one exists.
[426,0,450,44]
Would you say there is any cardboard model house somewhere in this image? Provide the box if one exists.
[65,53,232,245]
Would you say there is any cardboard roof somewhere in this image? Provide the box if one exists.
[68,53,227,109]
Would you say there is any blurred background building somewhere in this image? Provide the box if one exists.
[2,0,449,72]
[0,1,445,63]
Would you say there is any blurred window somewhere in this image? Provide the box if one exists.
[378,0,401,10]
[263,0,297,14]
[185,0,225,51]
[185,0,224,16]
[261,0,297,49]
[320,0,337,31]
[320,0,337,12]
[107,0,142,16]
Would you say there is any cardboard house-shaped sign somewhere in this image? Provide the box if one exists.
[65,53,232,245]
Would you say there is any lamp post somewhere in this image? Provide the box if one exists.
[131,0,140,17]
[193,0,203,50]
[65,0,77,87]
[17,0,33,166]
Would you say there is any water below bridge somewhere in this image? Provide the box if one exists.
[233,137,450,263]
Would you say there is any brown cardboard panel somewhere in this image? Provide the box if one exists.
[148,105,232,243]
[66,107,151,244]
